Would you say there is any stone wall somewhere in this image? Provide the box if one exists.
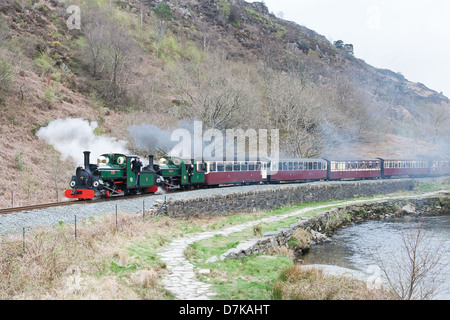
[164,179,417,216]
[219,195,450,260]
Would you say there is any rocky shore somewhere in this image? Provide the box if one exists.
[218,194,450,260]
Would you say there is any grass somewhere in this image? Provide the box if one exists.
[272,265,395,300]
[0,179,448,299]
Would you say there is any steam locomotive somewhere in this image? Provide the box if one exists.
[65,151,163,199]
[65,151,450,200]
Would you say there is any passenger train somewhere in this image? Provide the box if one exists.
[65,151,450,200]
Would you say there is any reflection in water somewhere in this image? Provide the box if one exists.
[301,215,450,299]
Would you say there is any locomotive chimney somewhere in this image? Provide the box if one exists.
[149,154,154,170]
[84,151,91,170]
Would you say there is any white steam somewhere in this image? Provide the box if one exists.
[37,118,130,166]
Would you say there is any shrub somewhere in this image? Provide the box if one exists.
[14,150,25,171]
[153,3,174,21]
[34,52,54,74]
[290,229,311,251]
[0,59,12,100]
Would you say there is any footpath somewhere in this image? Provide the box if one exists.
[158,190,449,300]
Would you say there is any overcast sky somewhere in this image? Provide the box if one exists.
[247,0,450,97]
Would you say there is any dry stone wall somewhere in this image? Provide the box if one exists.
[163,179,417,216]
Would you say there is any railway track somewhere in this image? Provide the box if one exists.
[0,200,80,215]
[0,192,166,215]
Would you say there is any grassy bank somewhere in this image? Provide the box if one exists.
[0,179,448,299]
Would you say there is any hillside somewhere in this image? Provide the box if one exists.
[0,0,449,207]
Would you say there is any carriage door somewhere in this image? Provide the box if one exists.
[261,162,268,180]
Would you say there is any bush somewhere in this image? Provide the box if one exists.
[0,59,12,101]
[290,229,311,250]
[153,3,174,21]
[34,52,54,74]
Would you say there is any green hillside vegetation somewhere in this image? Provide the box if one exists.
[0,0,449,206]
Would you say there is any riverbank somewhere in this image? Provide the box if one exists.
[184,189,449,299]
[0,178,448,299]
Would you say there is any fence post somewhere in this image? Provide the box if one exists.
[164,196,167,215]
[22,227,25,253]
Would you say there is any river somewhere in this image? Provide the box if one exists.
[301,215,450,300]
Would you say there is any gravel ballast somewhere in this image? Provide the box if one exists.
[0,178,445,235]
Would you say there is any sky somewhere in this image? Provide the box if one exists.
[247,0,450,97]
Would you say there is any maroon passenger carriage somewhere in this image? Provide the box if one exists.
[379,158,429,178]
[325,159,382,180]
[200,159,269,185]
[269,159,328,182]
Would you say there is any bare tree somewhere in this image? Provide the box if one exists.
[170,52,255,131]
[374,223,448,300]
[103,23,133,103]
[265,72,327,157]
[82,11,108,78]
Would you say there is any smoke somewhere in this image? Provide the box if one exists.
[129,121,280,161]
[37,118,130,165]
[128,120,204,158]
[128,124,179,155]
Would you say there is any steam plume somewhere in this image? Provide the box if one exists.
[37,118,129,165]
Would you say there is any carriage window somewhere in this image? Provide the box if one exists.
[283,162,288,171]
[210,162,217,172]
[288,162,294,170]
[271,162,278,171]
[226,163,233,172]
[249,162,255,171]
[241,162,248,171]
[294,162,299,170]
[197,163,207,172]
[233,162,240,171]
[217,162,224,172]
[299,162,304,170]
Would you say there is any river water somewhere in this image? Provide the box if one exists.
[301,215,450,300]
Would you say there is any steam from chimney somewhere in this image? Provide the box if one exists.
[36,118,130,165]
